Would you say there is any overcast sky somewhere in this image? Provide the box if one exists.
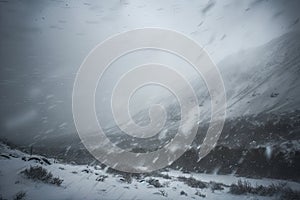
[0,0,299,144]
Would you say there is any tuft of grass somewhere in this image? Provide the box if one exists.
[147,178,163,188]
[177,176,207,189]
[229,180,252,195]
[229,179,300,199]
[51,177,63,186]
[21,166,63,186]
[210,181,224,192]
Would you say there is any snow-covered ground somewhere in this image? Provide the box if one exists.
[1,144,299,200]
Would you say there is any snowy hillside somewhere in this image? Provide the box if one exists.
[207,31,300,118]
[177,31,300,123]
[1,143,300,200]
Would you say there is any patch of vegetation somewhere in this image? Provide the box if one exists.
[229,180,252,195]
[147,178,163,188]
[210,181,225,192]
[13,191,26,200]
[21,166,63,186]
[177,176,207,188]
[229,179,300,199]
[180,190,187,196]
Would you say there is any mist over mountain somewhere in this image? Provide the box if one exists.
[1,0,300,146]
[3,31,299,175]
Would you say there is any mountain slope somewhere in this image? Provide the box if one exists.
[218,31,300,118]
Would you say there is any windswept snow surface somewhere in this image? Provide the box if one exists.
[0,144,299,200]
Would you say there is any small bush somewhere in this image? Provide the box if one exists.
[147,178,163,188]
[178,176,207,188]
[210,181,224,192]
[13,191,26,200]
[230,180,281,195]
[229,180,252,195]
[21,166,63,186]
[51,177,64,186]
